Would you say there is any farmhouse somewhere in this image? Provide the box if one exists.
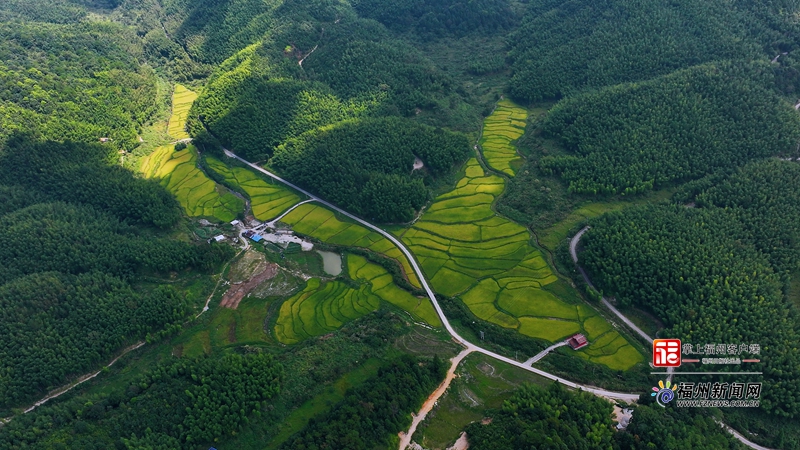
[212,235,225,242]
[251,234,264,243]
[230,219,241,226]
[568,333,588,350]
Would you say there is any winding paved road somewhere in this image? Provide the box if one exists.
[224,149,639,402]
[569,226,771,450]
[226,150,772,449]
[569,226,653,344]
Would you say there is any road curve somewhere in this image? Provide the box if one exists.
[227,150,772,449]
[570,226,653,344]
[570,226,772,450]
[224,149,639,402]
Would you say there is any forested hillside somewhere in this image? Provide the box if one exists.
[507,0,798,101]
[1,136,180,228]
[353,0,517,39]
[281,355,445,449]
[0,10,157,150]
[185,3,478,163]
[465,383,615,449]
[538,63,800,194]
[678,160,800,274]
[271,117,470,222]
[187,44,366,161]
[0,352,282,448]
[617,402,743,449]
[0,136,233,411]
[580,161,800,418]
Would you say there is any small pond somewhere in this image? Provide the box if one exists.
[317,250,342,276]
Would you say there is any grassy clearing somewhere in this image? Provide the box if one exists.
[205,157,302,221]
[281,203,422,288]
[167,84,197,140]
[479,98,527,176]
[140,144,244,222]
[414,352,549,449]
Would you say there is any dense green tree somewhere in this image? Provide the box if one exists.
[581,204,800,417]
[0,18,157,150]
[506,0,797,101]
[270,117,470,222]
[0,272,188,408]
[466,383,615,450]
[679,160,800,274]
[0,352,282,449]
[0,136,181,228]
[281,355,444,450]
[538,63,800,194]
[616,403,742,449]
[353,0,517,39]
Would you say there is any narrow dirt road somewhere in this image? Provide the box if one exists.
[224,149,640,402]
[23,341,145,415]
[226,149,768,450]
[399,348,474,450]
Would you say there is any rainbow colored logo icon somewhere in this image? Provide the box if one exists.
[651,380,677,407]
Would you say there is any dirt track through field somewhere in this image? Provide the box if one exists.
[220,263,278,309]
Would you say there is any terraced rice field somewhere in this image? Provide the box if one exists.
[140,144,244,222]
[281,203,422,288]
[273,255,439,344]
[273,278,380,344]
[401,156,642,370]
[205,157,302,221]
[348,255,440,326]
[168,84,197,140]
[479,99,527,176]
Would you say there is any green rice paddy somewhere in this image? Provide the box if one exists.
[479,99,527,176]
[140,144,244,222]
[280,203,422,288]
[399,154,643,370]
[273,255,440,344]
[205,157,302,221]
[168,84,197,140]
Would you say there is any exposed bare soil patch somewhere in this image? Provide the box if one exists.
[221,259,279,309]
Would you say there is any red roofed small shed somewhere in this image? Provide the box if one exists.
[568,333,588,350]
